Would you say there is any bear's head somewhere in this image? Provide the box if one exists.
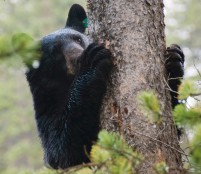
[26,4,90,86]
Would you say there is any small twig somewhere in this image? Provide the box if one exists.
[163,77,179,94]
[168,77,183,80]
[132,130,188,157]
[59,162,98,174]
[190,92,201,97]
[97,144,141,161]
[193,60,201,77]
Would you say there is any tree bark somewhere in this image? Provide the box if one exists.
[87,0,183,173]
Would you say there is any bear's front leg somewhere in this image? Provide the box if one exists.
[78,43,113,78]
[65,43,113,167]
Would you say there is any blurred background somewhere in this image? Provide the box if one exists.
[0,0,200,173]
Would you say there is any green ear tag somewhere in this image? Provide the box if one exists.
[82,18,88,28]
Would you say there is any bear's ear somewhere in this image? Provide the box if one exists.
[65,4,88,33]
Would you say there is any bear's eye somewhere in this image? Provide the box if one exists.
[73,36,83,45]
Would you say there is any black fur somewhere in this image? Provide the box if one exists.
[25,4,184,170]
[165,44,185,137]
[165,44,184,108]
[26,4,112,169]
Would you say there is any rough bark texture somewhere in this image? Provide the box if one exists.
[87,0,183,173]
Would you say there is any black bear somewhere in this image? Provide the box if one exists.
[165,44,184,108]
[25,4,184,169]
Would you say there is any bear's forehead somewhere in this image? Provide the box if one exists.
[42,28,90,46]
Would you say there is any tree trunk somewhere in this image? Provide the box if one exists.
[87,0,183,173]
